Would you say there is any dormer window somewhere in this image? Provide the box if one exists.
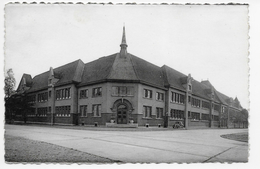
[188,85,192,91]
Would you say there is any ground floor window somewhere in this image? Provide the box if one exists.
[213,115,219,121]
[80,105,87,117]
[156,107,163,119]
[55,106,71,117]
[201,113,209,120]
[143,106,152,118]
[170,109,184,119]
[37,107,48,117]
[191,112,200,120]
[92,104,101,117]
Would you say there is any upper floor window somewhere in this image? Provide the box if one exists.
[92,104,101,117]
[202,101,210,109]
[191,98,201,108]
[156,107,163,119]
[143,106,152,118]
[28,95,36,103]
[188,85,192,91]
[171,92,184,104]
[80,105,88,117]
[222,106,226,113]
[56,88,71,100]
[80,89,88,99]
[144,89,152,99]
[49,91,51,98]
[214,104,220,112]
[38,92,48,102]
[156,92,164,101]
[112,86,134,96]
[92,87,102,97]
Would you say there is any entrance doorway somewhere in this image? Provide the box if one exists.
[117,105,127,124]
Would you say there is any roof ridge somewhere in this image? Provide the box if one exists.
[106,53,119,79]
[128,53,140,81]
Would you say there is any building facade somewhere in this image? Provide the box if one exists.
[13,27,244,129]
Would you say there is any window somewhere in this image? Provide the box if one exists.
[170,109,184,119]
[222,106,226,113]
[37,107,48,117]
[56,88,71,100]
[112,86,134,96]
[28,95,36,103]
[55,106,71,116]
[156,92,164,101]
[93,104,101,117]
[188,96,191,103]
[48,107,51,113]
[213,115,219,121]
[202,101,210,109]
[143,106,152,118]
[171,92,184,104]
[49,91,51,98]
[191,112,200,120]
[92,87,102,97]
[80,105,87,117]
[80,89,88,99]
[156,107,163,118]
[214,104,220,112]
[188,85,192,91]
[191,98,201,108]
[144,89,152,99]
[201,113,209,120]
[38,92,48,102]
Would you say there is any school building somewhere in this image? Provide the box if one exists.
[13,27,244,129]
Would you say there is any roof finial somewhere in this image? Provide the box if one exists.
[120,25,127,58]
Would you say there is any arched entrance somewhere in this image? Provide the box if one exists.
[111,99,134,124]
[117,104,127,124]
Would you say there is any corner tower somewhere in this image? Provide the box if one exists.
[120,26,128,58]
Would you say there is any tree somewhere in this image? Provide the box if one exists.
[4,69,16,98]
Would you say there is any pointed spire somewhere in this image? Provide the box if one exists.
[120,26,128,58]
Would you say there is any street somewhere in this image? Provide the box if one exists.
[5,124,248,163]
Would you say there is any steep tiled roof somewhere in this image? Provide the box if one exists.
[17,74,33,92]
[162,65,186,90]
[129,54,165,88]
[79,54,117,86]
[27,59,84,93]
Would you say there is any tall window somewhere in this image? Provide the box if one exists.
[191,98,201,108]
[156,92,164,101]
[144,89,152,99]
[214,104,220,112]
[80,89,88,99]
[188,85,192,91]
[93,104,101,117]
[156,107,163,119]
[112,86,134,96]
[56,88,71,100]
[80,105,87,117]
[55,106,71,116]
[170,109,184,119]
[201,113,209,120]
[28,95,36,103]
[202,101,210,109]
[92,87,102,97]
[38,92,48,102]
[143,106,152,118]
[171,92,184,104]
[191,112,200,120]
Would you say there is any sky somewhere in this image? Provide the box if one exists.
[4,4,249,109]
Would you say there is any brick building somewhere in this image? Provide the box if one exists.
[14,27,243,129]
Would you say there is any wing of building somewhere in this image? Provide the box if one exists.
[13,27,245,129]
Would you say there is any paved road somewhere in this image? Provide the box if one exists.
[5,125,248,163]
